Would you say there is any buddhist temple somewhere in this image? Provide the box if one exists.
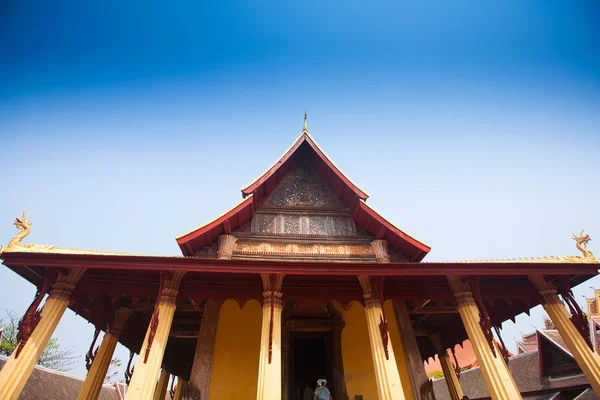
[1,117,600,400]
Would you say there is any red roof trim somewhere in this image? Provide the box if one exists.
[241,133,369,200]
[2,252,599,276]
[359,201,431,256]
[176,196,253,253]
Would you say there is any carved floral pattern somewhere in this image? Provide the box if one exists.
[235,240,374,257]
[264,165,343,208]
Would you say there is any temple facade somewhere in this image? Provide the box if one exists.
[1,119,600,400]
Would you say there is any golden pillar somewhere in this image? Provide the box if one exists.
[530,275,600,395]
[256,274,285,400]
[0,268,86,400]
[173,378,187,400]
[77,307,133,400]
[448,276,521,400]
[429,334,464,400]
[153,369,171,400]
[125,271,186,400]
[358,276,408,400]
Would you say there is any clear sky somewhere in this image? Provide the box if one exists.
[1,0,599,379]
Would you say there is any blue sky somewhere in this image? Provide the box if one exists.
[1,0,599,378]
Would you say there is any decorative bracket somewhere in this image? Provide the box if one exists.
[377,276,390,360]
[16,269,57,358]
[556,277,593,348]
[85,327,101,371]
[124,350,135,385]
[145,273,166,363]
[464,277,497,357]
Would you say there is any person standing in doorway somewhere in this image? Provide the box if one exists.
[314,379,332,400]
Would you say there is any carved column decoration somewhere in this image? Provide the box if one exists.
[357,275,407,399]
[85,328,101,371]
[145,274,166,363]
[217,234,237,259]
[256,273,285,400]
[448,275,522,399]
[371,239,391,263]
[463,277,497,357]
[556,278,593,348]
[377,277,390,360]
[124,350,135,385]
[15,269,56,358]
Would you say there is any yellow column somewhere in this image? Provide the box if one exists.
[430,334,464,400]
[256,274,285,400]
[173,378,187,400]
[153,369,171,400]
[448,276,521,400]
[125,271,186,400]
[0,268,86,400]
[530,275,600,395]
[77,307,133,400]
[358,276,407,400]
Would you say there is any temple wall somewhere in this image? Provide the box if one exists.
[340,301,378,398]
[207,299,262,400]
[385,300,415,400]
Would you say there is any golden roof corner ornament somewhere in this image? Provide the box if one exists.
[1,210,55,255]
[302,109,308,133]
[569,230,595,262]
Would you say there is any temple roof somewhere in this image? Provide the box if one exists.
[176,132,432,260]
[241,132,369,200]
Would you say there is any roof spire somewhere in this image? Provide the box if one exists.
[302,110,308,133]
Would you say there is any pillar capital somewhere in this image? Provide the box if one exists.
[528,274,562,305]
[159,271,186,307]
[358,275,384,309]
[371,239,391,263]
[107,307,133,338]
[217,234,237,259]
[262,291,283,309]
[49,268,86,300]
[447,276,478,307]
[260,273,285,291]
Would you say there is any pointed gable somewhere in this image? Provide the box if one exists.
[241,132,369,201]
[176,131,430,260]
[263,163,344,209]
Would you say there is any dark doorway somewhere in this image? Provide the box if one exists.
[289,332,335,400]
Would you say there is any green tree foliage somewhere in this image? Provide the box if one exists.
[427,370,444,379]
[0,309,78,372]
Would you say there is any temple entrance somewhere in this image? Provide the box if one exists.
[289,332,335,400]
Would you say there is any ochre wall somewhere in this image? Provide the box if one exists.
[340,301,378,398]
[385,300,415,400]
[207,299,262,400]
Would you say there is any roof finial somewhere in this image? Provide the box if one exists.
[303,109,308,133]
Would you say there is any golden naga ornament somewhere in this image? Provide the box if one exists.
[566,230,595,262]
[0,210,55,254]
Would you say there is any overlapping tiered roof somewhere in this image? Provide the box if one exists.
[176,130,431,261]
